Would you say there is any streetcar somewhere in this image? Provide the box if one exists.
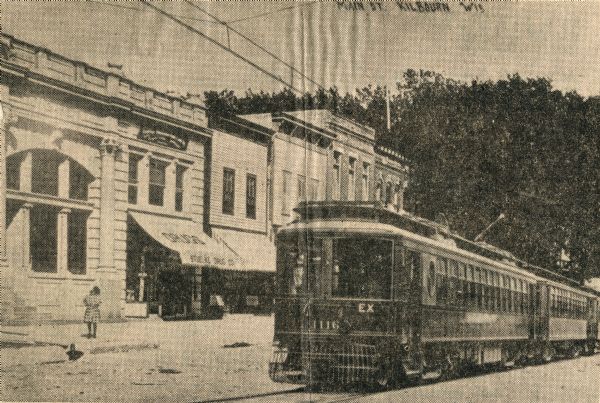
[268,202,600,387]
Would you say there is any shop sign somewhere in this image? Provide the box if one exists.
[189,253,237,268]
[139,126,188,150]
[162,232,205,244]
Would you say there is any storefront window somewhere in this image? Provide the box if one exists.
[7,150,91,275]
[223,168,235,215]
[246,173,256,219]
[149,158,167,206]
[175,164,187,212]
[31,205,58,273]
[68,210,88,274]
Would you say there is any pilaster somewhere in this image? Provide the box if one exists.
[98,138,118,272]
[164,161,176,211]
[19,203,33,269]
[56,208,71,273]
[0,97,8,272]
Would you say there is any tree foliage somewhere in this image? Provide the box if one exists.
[201,73,600,282]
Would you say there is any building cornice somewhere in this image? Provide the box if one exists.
[0,33,211,138]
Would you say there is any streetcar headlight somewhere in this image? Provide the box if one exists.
[271,345,288,363]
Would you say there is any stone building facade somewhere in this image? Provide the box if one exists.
[0,34,218,323]
[1,34,410,322]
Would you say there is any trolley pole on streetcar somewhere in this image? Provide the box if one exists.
[474,213,506,242]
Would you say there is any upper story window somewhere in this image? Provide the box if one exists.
[32,152,61,196]
[348,157,356,201]
[246,174,257,219]
[297,174,306,204]
[7,155,20,190]
[175,164,187,212]
[362,162,370,201]
[333,151,341,200]
[309,178,319,201]
[282,170,291,216]
[128,154,143,204]
[385,182,393,206]
[223,168,235,215]
[149,158,168,206]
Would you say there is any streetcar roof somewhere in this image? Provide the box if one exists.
[287,201,597,295]
[279,220,540,281]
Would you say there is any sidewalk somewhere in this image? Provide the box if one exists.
[1,314,274,364]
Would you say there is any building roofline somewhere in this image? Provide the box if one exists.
[208,112,275,144]
[273,111,338,140]
[375,144,411,166]
[0,33,210,137]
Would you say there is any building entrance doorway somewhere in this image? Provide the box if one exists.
[126,216,193,318]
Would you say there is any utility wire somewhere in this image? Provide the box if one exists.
[86,0,221,24]
[227,1,317,24]
[182,0,325,91]
[140,0,305,94]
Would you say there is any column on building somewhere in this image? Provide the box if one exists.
[97,138,120,319]
[0,96,8,274]
[0,96,9,320]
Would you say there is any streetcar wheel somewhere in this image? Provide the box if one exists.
[541,345,554,363]
[568,344,581,359]
[440,354,459,381]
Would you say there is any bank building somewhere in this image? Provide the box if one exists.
[0,33,408,324]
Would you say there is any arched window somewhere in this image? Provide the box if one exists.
[6,150,93,274]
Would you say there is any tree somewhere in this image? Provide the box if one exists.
[199,73,600,281]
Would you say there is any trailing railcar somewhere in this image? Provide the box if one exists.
[269,202,600,387]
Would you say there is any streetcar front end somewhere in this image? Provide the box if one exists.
[269,225,401,386]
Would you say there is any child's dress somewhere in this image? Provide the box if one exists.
[83,294,101,323]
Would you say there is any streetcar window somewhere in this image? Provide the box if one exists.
[449,260,459,306]
[278,236,323,296]
[436,257,448,306]
[332,238,393,299]
[427,261,436,297]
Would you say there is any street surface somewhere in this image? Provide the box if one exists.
[2,315,599,402]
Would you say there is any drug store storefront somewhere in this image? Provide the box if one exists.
[126,212,243,319]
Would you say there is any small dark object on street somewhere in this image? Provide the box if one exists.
[223,341,252,348]
[158,368,182,374]
[66,344,84,361]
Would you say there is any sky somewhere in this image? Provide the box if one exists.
[2,1,599,98]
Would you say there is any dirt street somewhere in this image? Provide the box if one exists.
[2,315,599,402]
[1,315,295,402]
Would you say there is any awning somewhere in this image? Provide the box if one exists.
[129,211,243,271]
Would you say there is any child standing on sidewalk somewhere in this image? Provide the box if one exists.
[83,286,101,338]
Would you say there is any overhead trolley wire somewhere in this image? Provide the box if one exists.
[86,0,222,24]
[226,1,318,25]
[139,0,306,94]
[182,0,325,92]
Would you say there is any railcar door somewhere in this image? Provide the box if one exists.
[393,243,423,376]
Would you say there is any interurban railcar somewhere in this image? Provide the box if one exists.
[268,202,600,386]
